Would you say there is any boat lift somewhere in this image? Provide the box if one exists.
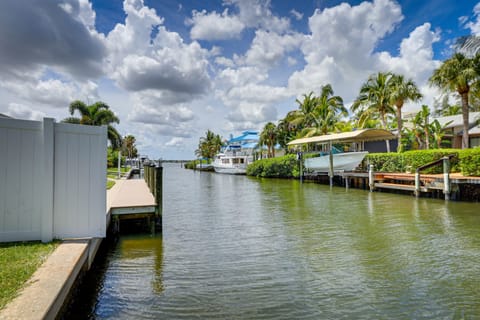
[287,129,396,187]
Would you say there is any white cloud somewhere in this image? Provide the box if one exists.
[106,0,211,101]
[188,9,245,40]
[165,137,185,147]
[215,56,236,68]
[243,30,303,68]
[226,0,291,33]
[0,0,106,80]
[0,74,99,109]
[290,9,303,20]
[376,23,440,83]
[464,2,480,35]
[6,103,46,121]
[289,0,406,103]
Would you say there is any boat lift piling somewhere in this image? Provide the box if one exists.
[328,141,334,188]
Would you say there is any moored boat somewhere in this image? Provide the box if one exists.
[305,151,369,172]
[213,131,259,175]
[213,152,252,174]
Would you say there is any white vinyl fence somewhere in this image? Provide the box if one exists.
[0,117,107,242]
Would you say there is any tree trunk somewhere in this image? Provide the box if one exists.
[460,92,470,149]
[396,105,402,152]
[381,112,391,153]
[424,117,429,150]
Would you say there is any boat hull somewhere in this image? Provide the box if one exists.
[305,151,368,172]
[213,165,247,175]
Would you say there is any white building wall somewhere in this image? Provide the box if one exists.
[0,118,107,242]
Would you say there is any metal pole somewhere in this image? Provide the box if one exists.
[443,157,450,201]
[328,142,334,188]
[117,150,121,179]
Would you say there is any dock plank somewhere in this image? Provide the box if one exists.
[106,179,156,214]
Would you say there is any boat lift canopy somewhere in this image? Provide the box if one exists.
[287,129,395,146]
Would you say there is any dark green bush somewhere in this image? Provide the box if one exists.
[459,148,480,176]
[246,154,300,178]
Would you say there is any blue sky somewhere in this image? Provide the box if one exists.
[0,0,479,159]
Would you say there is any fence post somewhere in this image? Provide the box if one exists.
[41,118,55,243]
[443,157,450,201]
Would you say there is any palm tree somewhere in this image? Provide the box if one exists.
[63,100,122,149]
[276,113,298,152]
[430,53,479,149]
[420,105,431,149]
[260,122,278,158]
[454,35,480,57]
[122,135,138,159]
[291,92,319,129]
[409,111,425,149]
[195,130,223,161]
[390,74,422,152]
[352,72,395,152]
[430,119,453,149]
[311,84,346,135]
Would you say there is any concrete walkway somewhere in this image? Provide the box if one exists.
[0,240,89,320]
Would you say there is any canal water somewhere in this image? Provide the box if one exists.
[66,163,480,319]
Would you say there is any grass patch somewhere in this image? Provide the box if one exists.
[0,241,58,310]
[107,166,130,179]
[107,180,116,190]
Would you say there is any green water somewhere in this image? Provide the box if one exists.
[66,163,480,319]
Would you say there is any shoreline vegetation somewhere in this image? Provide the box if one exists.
[186,148,480,178]
[0,241,59,310]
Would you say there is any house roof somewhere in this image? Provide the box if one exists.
[469,125,480,135]
[432,112,480,129]
[287,128,395,146]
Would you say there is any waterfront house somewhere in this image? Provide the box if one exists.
[431,112,480,148]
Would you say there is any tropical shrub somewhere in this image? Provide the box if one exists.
[458,148,480,176]
[107,147,124,168]
[246,154,300,178]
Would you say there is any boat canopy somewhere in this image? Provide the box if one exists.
[228,131,259,143]
[287,129,395,146]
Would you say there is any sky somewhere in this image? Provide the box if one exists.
[1,0,480,160]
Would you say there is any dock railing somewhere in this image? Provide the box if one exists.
[414,154,456,200]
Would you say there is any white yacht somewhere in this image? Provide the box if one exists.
[213,131,258,175]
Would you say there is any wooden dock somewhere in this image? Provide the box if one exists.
[307,171,480,201]
[106,179,157,232]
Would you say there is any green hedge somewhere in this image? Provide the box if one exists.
[246,149,480,178]
[459,148,480,176]
[246,154,300,178]
[366,149,474,175]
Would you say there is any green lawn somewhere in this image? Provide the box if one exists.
[0,241,58,310]
[107,166,130,179]
[107,180,116,190]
